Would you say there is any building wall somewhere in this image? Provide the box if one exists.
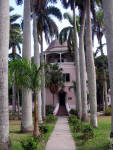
[46,62,76,109]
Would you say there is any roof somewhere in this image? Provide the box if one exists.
[46,39,68,51]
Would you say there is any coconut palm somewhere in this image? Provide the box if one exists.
[102,0,113,137]
[60,0,82,119]
[85,0,98,127]
[59,12,80,51]
[36,2,62,119]
[0,0,12,149]
[21,0,33,132]
[9,7,22,114]
[78,0,88,122]
[32,0,43,123]
[46,64,64,106]
[9,58,43,138]
[9,7,22,60]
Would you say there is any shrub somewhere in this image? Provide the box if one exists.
[21,137,38,150]
[68,115,78,125]
[69,109,78,116]
[104,106,111,116]
[108,138,113,150]
[73,120,82,132]
[39,124,48,134]
[46,105,54,115]
[82,124,94,141]
[45,114,56,123]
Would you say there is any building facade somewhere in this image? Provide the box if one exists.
[44,40,76,115]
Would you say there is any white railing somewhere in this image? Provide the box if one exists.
[65,102,71,114]
[53,103,59,116]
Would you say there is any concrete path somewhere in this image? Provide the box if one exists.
[46,117,76,150]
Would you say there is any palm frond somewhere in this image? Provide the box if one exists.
[46,6,62,21]
[63,12,73,25]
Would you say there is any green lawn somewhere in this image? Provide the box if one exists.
[71,116,111,150]
[10,119,56,150]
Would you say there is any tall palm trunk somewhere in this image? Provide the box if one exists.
[33,7,42,124]
[33,92,40,138]
[0,0,12,149]
[21,0,33,132]
[41,32,46,119]
[79,6,88,122]
[102,0,113,137]
[86,0,98,127]
[73,0,82,119]
[12,82,16,113]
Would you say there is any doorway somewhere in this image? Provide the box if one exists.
[58,90,66,106]
[57,89,68,116]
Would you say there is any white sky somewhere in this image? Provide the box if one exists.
[10,0,107,56]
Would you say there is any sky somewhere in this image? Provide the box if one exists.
[10,0,107,56]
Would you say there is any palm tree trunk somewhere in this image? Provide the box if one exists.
[21,0,33,132]
[12,82,16,113]
[104,76,108,110]
[40,32,46,119]
[86,0,98,127]
[33,92,40,139]
[102,0,113,137]
[17,90,20,120]
[0,0,12,149]
[79,5,88,122]
[33,7,42,124]
[73,0,82,119]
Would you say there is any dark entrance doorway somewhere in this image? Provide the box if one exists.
[57,89,68,116]
[59,89,66,106]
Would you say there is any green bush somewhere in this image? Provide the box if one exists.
[82,124,94,141]
[45,114,56,123]
[68,115,78,125]
[69,109,78,116]
[46,105,54,115]
[39,124,48,134]
[21,137,38,150]
[73,120,82,132]
[104,106,111,116]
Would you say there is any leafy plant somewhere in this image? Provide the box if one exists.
[69,109,78,116]
[39,125,48,134]
[104,106,111,116]
[73,119,82,132]
[68,115,78,125]
[82,124,94,141]
[46,105,54,115]
[21,137,38,150]
[45,114,56,123]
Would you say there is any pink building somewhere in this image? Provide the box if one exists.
[44,40,76,115]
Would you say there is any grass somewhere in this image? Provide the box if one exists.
[70,116,111,150]
[10,119,57,150]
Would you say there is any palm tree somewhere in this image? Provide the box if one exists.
[21,0,33,132]
[9,7,22,113]
[78,0,88,122]
[36,2,62,119]
[9,7,22,60]
[102,0,113,138]
[0,0,12,149]
[85,0,98,127]
[59,12,75,50]
[9,58,43,138]
[32,1,43,123]
[46,64,64,106]
[60,0,82,119]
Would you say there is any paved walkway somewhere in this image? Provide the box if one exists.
[46,117,76,150]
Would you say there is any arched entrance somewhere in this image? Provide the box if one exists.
[57,89,68,116]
